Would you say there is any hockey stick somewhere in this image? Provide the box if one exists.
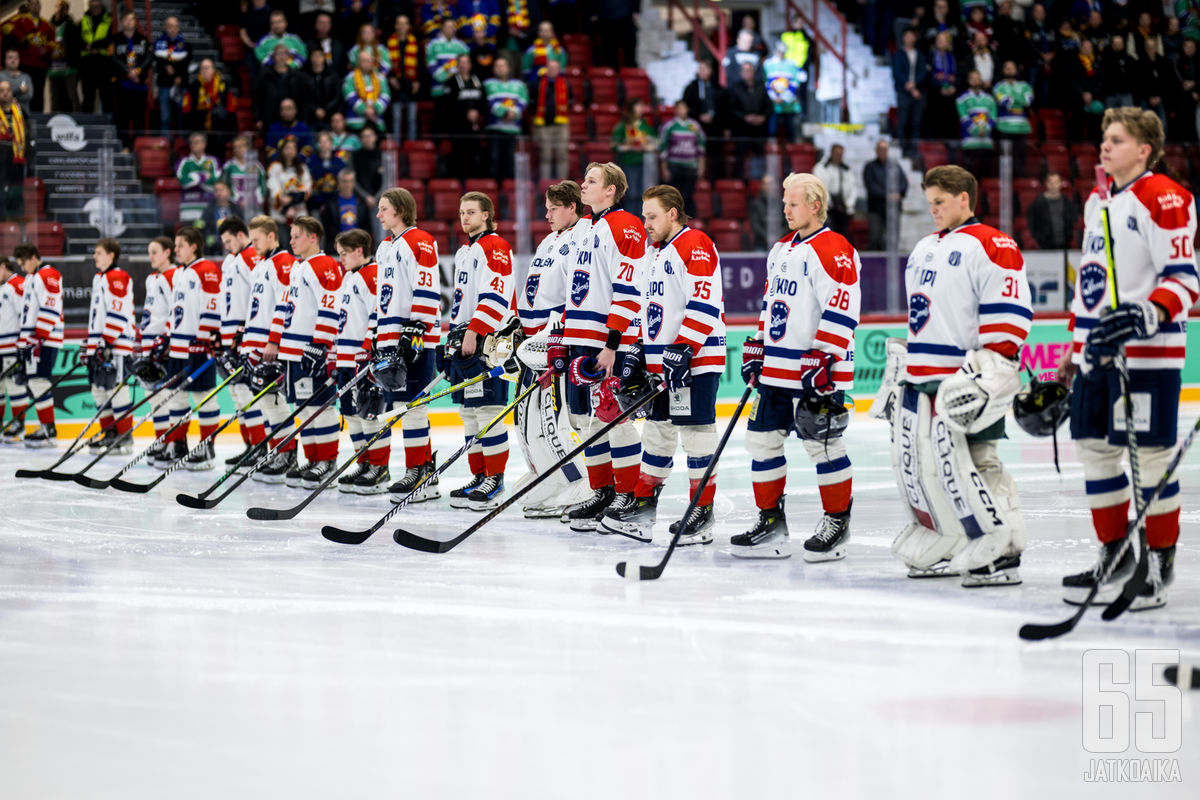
[616,380,756,581]
[19,352,84,411]
[74,360,233,489]
[52,374,136,457]
[393,383,668,553]
[0,356,20,383]
[34,360,207,481]
[174,371,352,509]
[246,367,501,522]
[1018,413,1200,640]
[323,372,543,545]
[1164,664,1199,690]
[109,375,279,493]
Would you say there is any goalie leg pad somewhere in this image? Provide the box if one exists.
[869,337,907,422]
[935,348,1021,435]
[517,371,589,511]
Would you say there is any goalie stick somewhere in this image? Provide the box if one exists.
[1019,413,1200,640]
[616,380,756,581]
[108,375,280,493]
[392,382,668,553]
[322,371,543,544]
[245,367,502,522]
[74,361,237,489]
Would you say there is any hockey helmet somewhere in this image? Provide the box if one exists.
[355,381,388,420]
[248,359,286,394]
[794,394,850,441]
[130,355,168,386]
[369,346,408,391]
[91,356,119,391]
[1012,377,1071,437]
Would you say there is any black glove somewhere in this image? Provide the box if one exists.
[741,337,764,384]
[661,343,693,390]
[453,350,488,380]
[1085,300,1162,366]
[301,342,328,379]
[399,320,426,361]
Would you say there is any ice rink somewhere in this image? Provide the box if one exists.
[2,410,1198,799]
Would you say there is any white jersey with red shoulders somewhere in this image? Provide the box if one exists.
[335,261,379,368]
[904,218,1032,382]
[86,267,136,357]
[642,226,726,376]
[563,206,647,348]
[269,252,343,362]
[517,219,584,335]
[19,264,64,350]
[450,230,515,336]
[375,227,442,350]
[242,249,296,355]
[0,273,25,355]
[167,258,223,359]
[758,226,861,392]
[141,267,177,338]
[1071,171,1200,370]
[221,244,258,347]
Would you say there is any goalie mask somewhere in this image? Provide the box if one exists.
[1012,377,1070,438]
[794,394,849,441]
[248,360,286,394]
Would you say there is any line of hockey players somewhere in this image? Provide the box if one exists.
[0,106,1190,612]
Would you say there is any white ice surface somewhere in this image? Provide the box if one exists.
[1,412,1199,800]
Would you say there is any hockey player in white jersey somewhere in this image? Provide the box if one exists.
[511,179,590,518]
[216,217,260,465]
[888,165,1032,586]
[735,173,861,560]
[14,243,64,448]
[600,184,725,544]
[139,236,178,458]
[1059,108,1199,610]
[84,238,136,455]
[0,256,27,442]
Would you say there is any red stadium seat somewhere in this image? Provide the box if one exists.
[916,140,949,170]
[403,139,436,152]
[619,67,652,104]
[563,66,586,105]
[424,220,452,255]
[464,178,499,197]
[530,221,552,240]
[568,104,588,139]
[218,30,245,64]
[785,142,817,174]
[587,68,619,105]
[496,221,518,240]
[432,190,462,221]
[563,34,592,68]
[1038,108,1066,142]
[407,150,438,180]
[693,179,713,219]
[0,222,21,252]
[589,103,621,139]
[582,141,615,166]
[26,220,64,256]
[1016,188,1041,213]
[154,177,181,224]
[714,179,747,218]
[709,219,743,252]
[22,176,44,220]
[135,136,172,179]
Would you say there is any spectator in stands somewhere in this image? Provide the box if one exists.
[301,48,342,130]
[307,129,346,216]
[240,0,273,84]
[349,23,391,75]
[1,0,53,112]
[964,6,993,43]
[928,31,959,140]
[307,11,345,75]
[723,29,763,81]
[1025,3,1055,107]
[320,168,369,251]
[428,18,469,134]
[2,50,34,109]
[748,173,786,250]
[921,0,963,54]
[729,60,769,181]
[763,40,803,141]
[78,0,112,114]
[153,16,189,135]
[659,99,704,217]
[336,0,375,46]
[683,59,725,180]
[1053,19,1082,109]
[1102,33,1136,109]
[957,69,996,177]
[198,179,244,253]
[965,31,995,90]
[350,125,382,205]
[420,0,459,43]
[222,134,266,214]
[1081,9,1111,53]
[780,18,812,87]
[328,111,361,158]
[1026,173,1078,250]
[469,23,498,78]
[892,28,927,157]
[863,140,907,252]
[0,79,27,219]
[255,44,306,133]
[344,48,391,133]
[522,20,566,83]
[256,10,308,70]
[177,132,221,224]
[1127,12,1161,60]
[1070,0,1102,29]
[485,57,526,182]
[1163,15,1183,63]
[47,0,79,112]
[109,11,151,150]
[183,59,237,155]
[505,0,535,47]
[993,2,1025,65]
[387,14,422,107]
[447,53,487,180]
[532,58,569,180]
[994,60,1033,175]
[612,98,655,215]
[1138,38,1175,135]
[267,137,312,244]
[591,0,638,68]
[297,2,335,40]
[1069,39,1104,142]
[547,0,580,37]
[815,144,859,238]
[1176,38,1200,143]
[265,98,314,161]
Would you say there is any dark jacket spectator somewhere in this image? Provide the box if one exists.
[1175,39,1200,142]
[722,29,764,80]
[682,60,726,132]
[109,16,152,147]
[299,49,342,129]
[319,169,370,252]
[307,12,347,74]
[253,47,307,130]
[1026,174,1079,250]
[264,98,314,161]
[727,64,770,137]
[1136,40,1176,112]
[152,22,190,94]
[351,126,383,199]
[199,181,245,253]
[448,60,487,133]
[1100,36,1137,102]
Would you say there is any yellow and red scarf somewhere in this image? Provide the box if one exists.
[353,68,382,104]
[507,0,530,39]
[534,76,568,126]
[0,101,26,164]
[387,33,420,82]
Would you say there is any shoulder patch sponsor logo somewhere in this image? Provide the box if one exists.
[768,299,790,342]
[623,227,641,241]
[491,249,510,267]
[690,247,712,263]
[833,252,857,281]
[417,240,436,257]
[525,274,540,306]
[1079,262,1107,310]
[991,235,1019,250]
[908,293,932,334]
[570,270,590,306]
[1159,192,1187,211]
[646,302,664,340]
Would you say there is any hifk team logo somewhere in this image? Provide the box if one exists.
[1079,263,1107,310]
[379,284,393,313]
[525,274,540,306]
[337,308,348,334]
[768,300,789,342]
[646,302,664,340]
[173,306,184,329]
[450,288,463,320]
[249,297,260,321]
[908,293,931,334]
[570,270,590,306]
[282,301,295,330]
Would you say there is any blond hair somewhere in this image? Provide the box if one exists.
[1102,106,1165,170]
[782,172,830,224]
[922,165,978,211]
[586,161,628,205]
[249,215,278,237]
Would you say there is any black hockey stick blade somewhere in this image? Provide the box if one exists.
[1164,664,1199,689]
[175,491,221,510]
[32,467,83,481]
[321,525,377,545]
[109,475,160,494]
[246,504,292,521]
[15,467,55,479]
[73,473,112,490]
[1018,584,1100,641]
[392,527,464,552]
[1100,551,1151,621]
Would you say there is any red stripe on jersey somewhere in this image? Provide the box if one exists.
[907,365,959,377]
[1148,286,1185,319]
[814,329,849,349]
[1124,345,1187,359]
[979,322,1028,338]
[984,341,1019,358]
[681,317,713,337]
[762,366,799,380]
